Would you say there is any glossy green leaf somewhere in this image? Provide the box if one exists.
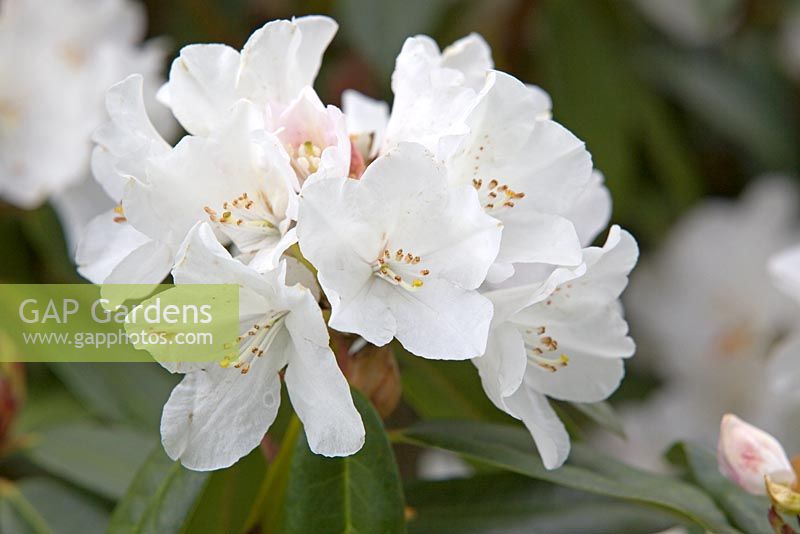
[566,401,626,439]
[248,416,300,534]
[21,205,79,284]
[406,473,680,534]
[185,448,267,534]
[395,345,512,422]
[17,478,109,534]
[283,390,405,533]
[0,480,51,534]
[26,423,153,500]
[108,446,209,534]
[49,363,177,432]
[668,442,772,533]
[638,47,799,170]
[396,421,737,533]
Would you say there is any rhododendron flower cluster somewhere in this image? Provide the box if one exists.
[80,15,638,471]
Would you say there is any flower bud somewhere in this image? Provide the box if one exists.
[332,332,401,419]
[717,414,794,495]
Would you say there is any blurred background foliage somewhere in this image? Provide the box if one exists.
[1,0,799,532]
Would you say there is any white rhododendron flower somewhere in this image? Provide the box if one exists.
[346,36,590,283]
[717,414,795,495]
[599,178,800,470]
[78,15,347,283]
[297,142,502,360]
[162,223,364,470]
[441,71,589,282]
[157,15,350,183]
[77,15,635,471]
[0,0,170,245]
[475,226,638,468]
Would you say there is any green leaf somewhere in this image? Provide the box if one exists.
[406,473,680,534]
[26,422,154,500]
[0,480,51,534]
[17,478,109,534]
[49,363,177,432]
[396,420,738,533]
[395,345,512,422]
[566,401,626,439]
[20,205,80,284]
[248,416,300,534]
[184,448,267,534]
[108,446,209,534]
[283,390,405,533]
[638,47,799,170]
[668,442,772,534]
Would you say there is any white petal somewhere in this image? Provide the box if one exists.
[503,387,570,469]
[164,44,241,136]
[342,89,389,158]
[769,243,800,305]
[104,238,172,285]
[521,349,625,403]
[565,170,612,247]
[383,36,475,152]
[359,143,502,289]
[284,334,364,456]
[474,322,527,398]
[447,72,592,217]
[495,210,582,269]
[237,16,337,108]
[160,343,286,470]
[124,101,275,252]
[440,33,493,91]
[526,227,638,320]
[51,176,113,254]
[92,74,170,200]
[525,84,552,120]
[172,223,275,317]
[296,175,383,317]
[76,209,151,283]
[388,278,494,360]
[767,331,800,399]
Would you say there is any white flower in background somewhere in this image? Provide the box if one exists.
[416,449,473,481]
[162,223,364,470]
[296,142,502,360]
[599,178,800,470]
[475,226,638,469]
[78,16,347,283]
[0,0,171,247]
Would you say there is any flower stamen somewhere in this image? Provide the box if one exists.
[373,248,428,291]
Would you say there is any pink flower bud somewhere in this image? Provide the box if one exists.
[717,414,794,495]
